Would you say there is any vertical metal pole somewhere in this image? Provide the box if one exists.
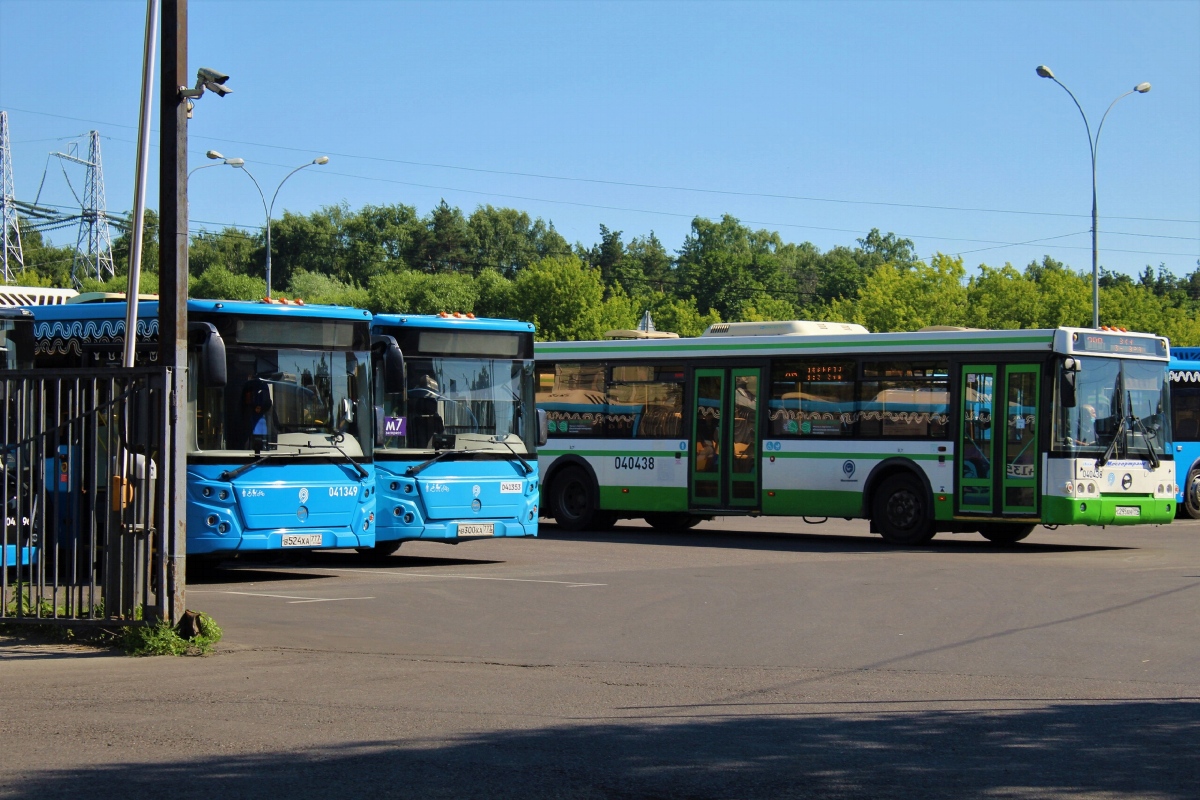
[124,0,160,367]
[159,0,188,625]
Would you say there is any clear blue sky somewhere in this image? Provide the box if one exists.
[1,0,1197,280]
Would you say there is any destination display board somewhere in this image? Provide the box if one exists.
[1072,332,1167,358]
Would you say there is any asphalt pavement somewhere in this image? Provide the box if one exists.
[2,516,1198,799]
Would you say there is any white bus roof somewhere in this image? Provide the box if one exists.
[0,285,79,306]
[537,325,1169,362]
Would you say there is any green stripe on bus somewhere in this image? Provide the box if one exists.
[599,485,688,512]
[762,489,862,517]
[540,449,686,458]
[1042,496,1174,525]
[766,451,942,461]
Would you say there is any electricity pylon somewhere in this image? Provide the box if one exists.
[0,111,24,284]
[55,131,115,287]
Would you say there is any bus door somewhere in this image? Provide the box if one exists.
[959,365,1041,516]
[689,367,761,509]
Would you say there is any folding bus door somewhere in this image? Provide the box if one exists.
[958,364,1041,517]
[688,367,761,510]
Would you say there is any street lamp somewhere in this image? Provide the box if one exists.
[187,149,244,180]
[228,156,330,299]
[1036,65,1150,329]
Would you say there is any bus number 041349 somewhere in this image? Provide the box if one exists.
[614,456,655,470]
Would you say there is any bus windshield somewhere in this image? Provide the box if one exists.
[1054,355,1170,460]
[191,345,373,457]
[378,357,536,452]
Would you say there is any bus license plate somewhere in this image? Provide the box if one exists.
[458,523,494,537]
[1115,506,1140,518]
[282,534,323,547]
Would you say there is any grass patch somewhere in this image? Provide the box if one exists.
[1,595,222,656]
[122,611,223,656]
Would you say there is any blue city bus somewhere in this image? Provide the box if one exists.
[367,313,542,556]
[0,307,33,370]
[23,296,377,558]
[1169,347,1200,518]
[1,308,35,568]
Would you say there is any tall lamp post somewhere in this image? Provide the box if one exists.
[1036,65,1150,329]
[229,156,329,299]
[188,149,244,180]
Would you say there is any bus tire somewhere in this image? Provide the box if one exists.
[551,466,605,532]
[1183,467,1200,520]
[644,512,700,532]
[873,474,936,546]
[356,541,401,559]
[978,523,1035,544]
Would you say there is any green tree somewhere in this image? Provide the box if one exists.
[965,263,1043,329]
[188,227,258,279]
[675,215,794,321]
[510,255,608,341]
[832,253,967,332]
[7,222,73,286]
[466,205,568,278]
[473,269,516,319]
[190,264,265,300]
[111,208,159,278]
[286,269,369,307]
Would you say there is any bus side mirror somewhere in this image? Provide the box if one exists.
[188,322,227,387]
[372,334,405,394]
[338,397,354,432]
[537,408,549,447]
[374,405,386,447]
[1059,357,1078,408]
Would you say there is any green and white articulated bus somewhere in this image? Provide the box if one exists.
[535,321,1176,545]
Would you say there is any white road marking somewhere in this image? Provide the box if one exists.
[189,590,375,604]
[304,566,606,587]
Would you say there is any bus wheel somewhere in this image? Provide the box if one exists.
[356,541,401,559]
[873,474,935,546]
[1183,468,1200,520]
[644,513,700,532]
[552,467,604,531]
[978,523,1034,544]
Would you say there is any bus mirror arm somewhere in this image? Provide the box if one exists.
[188,322,227,387]
[372,335,405,395]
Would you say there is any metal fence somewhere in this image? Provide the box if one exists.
[1,367,179,626]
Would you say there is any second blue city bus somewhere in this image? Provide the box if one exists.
[24,296,378,559]
[367,313,542,556]
[1169,347,1200,518]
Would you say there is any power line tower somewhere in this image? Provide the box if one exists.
[0,111,24,284]
[55,131,115,287]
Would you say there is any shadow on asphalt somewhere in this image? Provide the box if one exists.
[13,699,1199,798]
[539,523,1135,555]
[187,549,505,584]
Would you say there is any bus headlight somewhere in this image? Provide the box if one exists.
[1087,483,1096,494]
[1065,482,1075,495]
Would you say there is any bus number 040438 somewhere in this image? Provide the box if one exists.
[614,456,655,470]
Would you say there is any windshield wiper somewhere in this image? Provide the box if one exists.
[405,448,471,478]
[493,436,533,476]
[1128,393,1162,470]
[219,452,288,482]
[323,435,369,480]
[1095,410,1124,469]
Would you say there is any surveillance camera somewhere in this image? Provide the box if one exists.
[179,66,233,101]
[196,67,229,85]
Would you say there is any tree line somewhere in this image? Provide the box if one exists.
[9,200,1200,344]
